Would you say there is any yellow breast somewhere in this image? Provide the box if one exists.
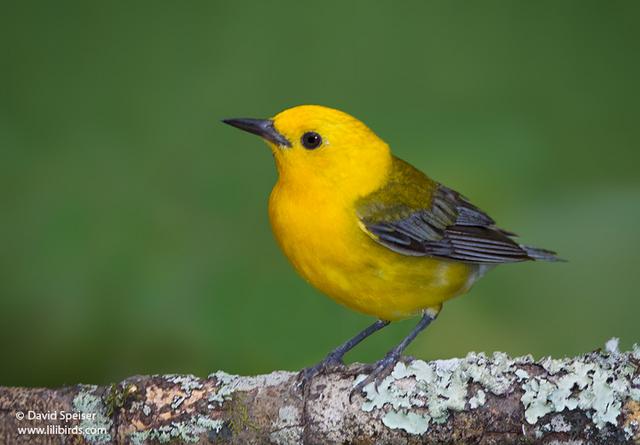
[268,180,477,321]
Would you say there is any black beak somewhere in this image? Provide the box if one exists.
[222,118,291,147]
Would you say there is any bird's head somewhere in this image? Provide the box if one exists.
[223,105,392,196]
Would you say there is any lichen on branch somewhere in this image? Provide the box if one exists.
[0,340,639,444]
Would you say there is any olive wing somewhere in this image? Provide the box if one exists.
[356,159,557,264]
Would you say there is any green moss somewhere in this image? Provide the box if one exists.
[104,382,137,417]
[227,393,260,434]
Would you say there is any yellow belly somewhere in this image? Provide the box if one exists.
[268,184,478,321]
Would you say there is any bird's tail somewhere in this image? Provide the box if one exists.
[521,245,564,262]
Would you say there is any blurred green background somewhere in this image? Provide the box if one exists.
[1,1,639,388]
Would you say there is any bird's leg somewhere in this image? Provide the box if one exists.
[350,310,438,400]
[296,319,390,389]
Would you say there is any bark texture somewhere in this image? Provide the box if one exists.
[1,344,640,445]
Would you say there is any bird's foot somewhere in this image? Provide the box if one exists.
[295,352,345,392]
[349,349,404,402]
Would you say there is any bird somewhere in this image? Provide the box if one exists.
[222,105,559,396]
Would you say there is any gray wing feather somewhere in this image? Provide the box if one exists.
[362,185,558,264]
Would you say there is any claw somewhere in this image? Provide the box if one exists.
[295,353,345,392]
[348,350,402,403]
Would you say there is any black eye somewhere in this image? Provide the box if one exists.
[301,132,322,149]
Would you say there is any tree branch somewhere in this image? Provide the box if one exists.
[1,342,640,444]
